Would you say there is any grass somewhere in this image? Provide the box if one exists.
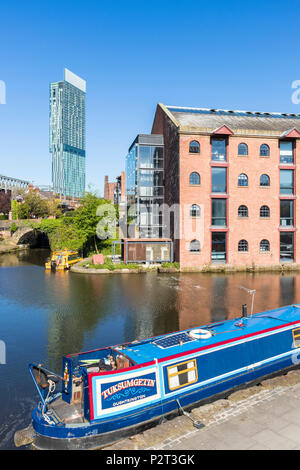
[79,255,180,272]
[88,262,141,271]
[161,262,180,269]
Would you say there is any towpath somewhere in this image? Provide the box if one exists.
[104,371,300,451]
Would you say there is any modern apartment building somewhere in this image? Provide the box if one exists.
[126,134,164,238]
[147,103,300,269]
[50,69,86,198]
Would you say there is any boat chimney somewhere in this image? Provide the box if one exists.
[242,304,248,317]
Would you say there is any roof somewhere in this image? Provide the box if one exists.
[118,304,300,365]
[159,104,300,137]
[128,134,164,152]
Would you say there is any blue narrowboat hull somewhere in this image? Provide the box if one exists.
[18,304,300,449]
[32,360,297,450]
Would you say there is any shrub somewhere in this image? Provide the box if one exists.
[10,223,18,234]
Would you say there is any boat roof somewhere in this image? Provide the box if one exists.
[52,251,79,255]
[116,304,300,365]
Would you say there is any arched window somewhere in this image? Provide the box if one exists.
[189,172,200,185]
[238,143,248,156]
[238,173,248,187]
[260,144,270,157]
[238,205,248,217]
[260,239,270,252]
[190,204,200,217]
[190,239,200,252]
[260,205,270,218]
[260,174,270,187]
[238,240,248,252]
[189,140,200,154]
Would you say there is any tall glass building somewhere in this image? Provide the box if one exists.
[50,69,86,198]
[126,134,164,238]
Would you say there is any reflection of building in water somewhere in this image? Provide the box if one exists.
[46,271,300,372]
[176,272,300,331]
[176,275,229,330]
[120,274,179,342]
[280,275,296,306]
[46,274,110,371]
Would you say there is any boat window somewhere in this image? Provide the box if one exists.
[167,359,198,390]
[293,328,300,348]
[68,254,79,261]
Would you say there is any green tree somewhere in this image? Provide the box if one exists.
[18,192,50,219]
[72,193,114,253]
[39,192,116,254]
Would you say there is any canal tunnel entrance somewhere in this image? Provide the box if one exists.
[17,230,50,249]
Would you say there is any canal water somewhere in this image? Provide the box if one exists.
[0,249,300,449]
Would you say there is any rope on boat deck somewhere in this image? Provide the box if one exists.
[42,380,63,426]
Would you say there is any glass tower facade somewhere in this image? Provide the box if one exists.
[50,69,86,198]
[126,134,164,238]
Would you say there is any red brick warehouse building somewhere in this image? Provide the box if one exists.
[149,103,300,270]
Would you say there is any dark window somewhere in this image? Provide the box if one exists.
[238,173,248,187]
[280,200,294,226]
[190,204,200,217]
[190,240,200,253]
[280,232,294,262]
[293,328,300,348]
[211,138,226,162]
[238,205,248,217]
[212,232,226,262]
[260,205,270,218]
[280,170,294,194]
[238,240,248,252]
[280,141,293,164]
[168,359,197,390]
[211,167,227,193]
[238,143,248,156]
[260,239,270,252]
[189,172,200,185]
[260,174,270,187]
[189,141,200,154]
[260,144,270,157]
[212,199,226,226]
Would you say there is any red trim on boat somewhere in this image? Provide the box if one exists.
[87,360,156,421]
[157,319,300,364]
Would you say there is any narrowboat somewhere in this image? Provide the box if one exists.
[14,303,300,450]
[45,251,82,271]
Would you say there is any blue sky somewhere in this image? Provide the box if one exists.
[0,0,300,195]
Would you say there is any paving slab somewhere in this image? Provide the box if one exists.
[103,380,300,451]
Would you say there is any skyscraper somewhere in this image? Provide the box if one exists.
[50,68,86,198]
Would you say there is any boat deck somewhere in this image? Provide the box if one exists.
[49,398,87,425]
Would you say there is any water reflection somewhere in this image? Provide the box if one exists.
[176,272,300,330]
[1,250,300,449]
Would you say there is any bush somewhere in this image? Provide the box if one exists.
[10,223,18,234]
[88,257,140,271]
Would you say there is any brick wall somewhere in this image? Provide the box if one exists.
[151,105,300,269]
